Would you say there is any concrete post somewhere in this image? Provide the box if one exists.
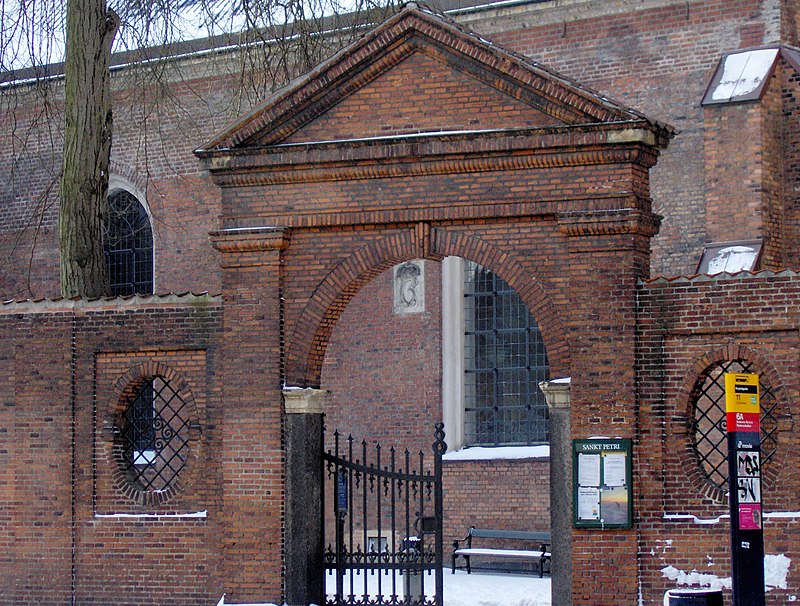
[540,379,572,606]
[283,387,327,606]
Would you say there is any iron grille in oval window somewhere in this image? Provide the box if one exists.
[118,376,190,492]
[691,359,779,489]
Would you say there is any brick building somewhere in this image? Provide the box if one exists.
[1,0,800,604]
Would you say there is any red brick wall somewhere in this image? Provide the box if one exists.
[703,100,763,246]
[321,263,443,457]
[285,50,560,143]
[3,2,800,604]
[464,0,785,276]
[700,61,799,271]
[0,297,225,605]
[4,0,799,298]
[637,273,800,605]
[443,458,550,547]
[760,68,786,269]
[212,236,286,603]
[783,64,800,268]
[0,311,72,605]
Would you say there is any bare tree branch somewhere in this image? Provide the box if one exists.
[1,0,398,298]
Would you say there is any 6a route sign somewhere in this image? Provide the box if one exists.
[724,372,765,606]
[725,373,760,433]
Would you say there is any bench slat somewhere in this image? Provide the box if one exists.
[468,529,550,542]
[455,548,547,559]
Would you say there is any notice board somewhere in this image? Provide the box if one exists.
[572,438,632,529]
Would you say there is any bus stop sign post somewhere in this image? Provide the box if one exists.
[725,372,765,606]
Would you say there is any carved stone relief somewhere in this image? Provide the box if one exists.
[393,260,425,314]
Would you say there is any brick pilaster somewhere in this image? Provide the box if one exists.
[211,227,289,603]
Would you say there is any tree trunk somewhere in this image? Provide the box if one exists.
[59,0,119,299]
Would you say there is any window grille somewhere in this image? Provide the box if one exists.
[118,376,190,492]
[691,359,779,489]
[463,262,549,446]
[104,190,154,296]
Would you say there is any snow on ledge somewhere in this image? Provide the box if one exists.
[664,511,800,525]
[216,595,280,606]
[94,510,208,519]
[443,445,549,461]
[663,513,729,525]
[764,511,800,519]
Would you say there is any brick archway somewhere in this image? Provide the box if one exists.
[198,4,671,604]
[287,225,568,388]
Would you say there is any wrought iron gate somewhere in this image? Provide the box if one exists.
[323,423,445,606]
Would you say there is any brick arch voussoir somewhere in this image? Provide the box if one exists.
[672,343,787,503]
[285,230,423,387]
[109,160,148,197]
[431,229,568,374]
[110,362,194,413]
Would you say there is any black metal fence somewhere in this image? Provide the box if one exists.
[323,423,446,606]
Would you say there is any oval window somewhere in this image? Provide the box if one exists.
[690,359,778,490]
[116,375,191,494]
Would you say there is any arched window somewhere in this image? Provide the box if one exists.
[103,189,154,296]
[462,261,550,446]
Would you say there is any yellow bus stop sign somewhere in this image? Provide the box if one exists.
[725,373,760,433]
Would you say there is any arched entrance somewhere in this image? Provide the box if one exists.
[317,257,555,606]
[197,4,671,604]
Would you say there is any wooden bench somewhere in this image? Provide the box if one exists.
[452,527,551,577]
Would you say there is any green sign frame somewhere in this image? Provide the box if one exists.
[572,438,632,529]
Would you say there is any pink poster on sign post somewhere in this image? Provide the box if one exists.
[739,503,762,530]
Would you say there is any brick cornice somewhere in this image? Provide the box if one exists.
[203,126,661,187]
[558,208,661,238]
[224,194,643,231]
[209,227,290,253]
[557,208,662,238]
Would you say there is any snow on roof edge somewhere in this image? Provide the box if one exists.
[1,291,222,311]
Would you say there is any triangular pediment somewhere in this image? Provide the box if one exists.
[280,49,563,143]
[199,3,669,152]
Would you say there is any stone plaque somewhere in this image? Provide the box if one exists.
[393,260,425,314]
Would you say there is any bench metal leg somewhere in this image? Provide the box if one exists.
[539,555,550,578]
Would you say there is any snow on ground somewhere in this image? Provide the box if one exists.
[324,569,551,606]
[439,570,551,606]
[218,570,551,606]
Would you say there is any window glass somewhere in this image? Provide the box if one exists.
[463,262,549,445]
[104,190,154,296]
